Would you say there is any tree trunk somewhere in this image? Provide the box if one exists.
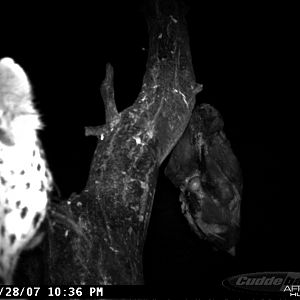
[46,0,201,285]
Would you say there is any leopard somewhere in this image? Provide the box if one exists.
[0,57,52,284]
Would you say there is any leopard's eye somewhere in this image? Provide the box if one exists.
[188,176,201,191]
[0,128,14,146]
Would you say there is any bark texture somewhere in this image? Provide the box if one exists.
[47,0,201,285]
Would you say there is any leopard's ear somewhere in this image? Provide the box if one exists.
[0,57,31,95]
[0,57,35,115]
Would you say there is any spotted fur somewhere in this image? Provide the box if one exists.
[0,58,52,284]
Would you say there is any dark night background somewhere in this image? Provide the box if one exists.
[0,0,293,296]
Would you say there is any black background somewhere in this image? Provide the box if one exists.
[0,0,293,296]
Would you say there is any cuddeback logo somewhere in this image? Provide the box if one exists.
[222,272,300,296]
